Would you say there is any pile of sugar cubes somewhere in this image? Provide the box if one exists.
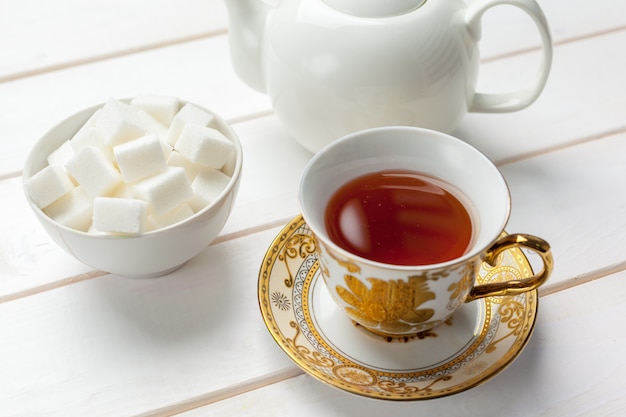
[25,96,236,235]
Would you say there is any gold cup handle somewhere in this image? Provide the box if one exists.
[466,234,553,301]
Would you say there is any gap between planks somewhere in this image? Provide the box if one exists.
[0,215,296,304]
[0,29,227,84]
[130,262,626,416]
[0,109,276,182]
[3,113,625,182]
[495,125,626,167]
[2,21,625,86]
[481,24,626,64]
[133,367,304,417]
[3,206,626,304]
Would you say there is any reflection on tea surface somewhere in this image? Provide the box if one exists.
[324,169,472,265]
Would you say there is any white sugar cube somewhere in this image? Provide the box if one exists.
[150,202,194,229]
[70,108,101,146]
[137,109,170,147]
[25,165,75,209]
[136,109,173,159]
[114,134,167,183]
[65,146,122,197]
[166,150,203,182]
[36,95,236,235]
[189,168,231,212]
[160,142,174,160]
[175,124,234,169]
[45,186,93,232]
[47,140,76,169]
[110,183,135,199]
[131,95,179,127]
[133,167,193,215]
[221,150,237,177]
[92,197,148,234]
[71,125,102,151]
[166,103,215,146]
[96,98,146,147]
[70,124,115,163]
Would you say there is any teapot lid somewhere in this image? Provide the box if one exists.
[322,0,427,17]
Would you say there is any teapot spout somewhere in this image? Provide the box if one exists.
[224,0,273,93]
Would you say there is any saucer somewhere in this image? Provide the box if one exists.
[258,215,538,400]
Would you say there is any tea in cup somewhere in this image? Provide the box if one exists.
[299,126,553,337]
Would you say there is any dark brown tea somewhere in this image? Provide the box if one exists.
[324,169,473,265]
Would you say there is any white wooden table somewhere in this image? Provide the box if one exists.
[2,1,625,415]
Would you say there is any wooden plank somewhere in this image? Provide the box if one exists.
[0,177,95,298]
[174,269,626,416]
[0,0,228,80]
[502,130,626,291]
[0,35,270,177]
[2,0,624,81]
[455,29,626,164]
[0,226,298,416]
[478,0,626,57]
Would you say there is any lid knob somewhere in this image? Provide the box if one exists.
[322,0,427,18]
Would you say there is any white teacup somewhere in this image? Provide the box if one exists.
[299,126,552,336]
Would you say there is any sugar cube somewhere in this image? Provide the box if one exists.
[71,125,102,151]
[150,202,194,229]
[70,108,101,147]
[35,96,236,235]
[166,150,203,182]
[166,103,215,146]
[189,168,231,212]
[65,145,122,197]
[110,182,135,199]
[131,95,180,127]
[221,150,237,177]
[92,197,148,234]
[45,186,93,232]
[175,124,234,169]
[46,140,76,169]
[137,109,170,147]
[25,164,75,209]
[114,134,167,183]
[96,98,146,147]
[133,167,193,215]
[136,109,174,160]
[70,124,115,163]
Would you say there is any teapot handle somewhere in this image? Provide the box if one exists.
[466,0,553,112]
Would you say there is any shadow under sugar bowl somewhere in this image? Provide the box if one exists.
[23,96,242,278]
[299,126,553,337]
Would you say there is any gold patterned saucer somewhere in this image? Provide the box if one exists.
[258,215,538,400]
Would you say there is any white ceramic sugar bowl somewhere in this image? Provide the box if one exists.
[225,0,553,153]
[22,99,242,278]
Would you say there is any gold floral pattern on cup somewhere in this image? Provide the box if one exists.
[336,274,436,334]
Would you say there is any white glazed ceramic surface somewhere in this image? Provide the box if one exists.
[22,100,243,278]
[225,0,552,152]
[321,0,428,17]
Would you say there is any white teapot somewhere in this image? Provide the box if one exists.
[224,0,552,153]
